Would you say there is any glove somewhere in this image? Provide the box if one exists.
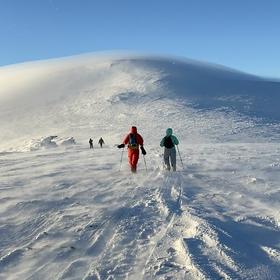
[118,144,125,148]
[140,146,146,155]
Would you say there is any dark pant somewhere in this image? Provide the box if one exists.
[164,147,176,171]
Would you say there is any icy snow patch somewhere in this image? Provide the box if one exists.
[18,136,76,152]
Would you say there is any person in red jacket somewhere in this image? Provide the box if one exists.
[118,126,146,173]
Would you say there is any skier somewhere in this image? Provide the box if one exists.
[160,128,179,171]
[89,138,93,149]
[98,137,105,148]
[118,126,146,173]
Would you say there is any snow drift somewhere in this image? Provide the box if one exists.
[1,53,280,280]
[0,52,279,151]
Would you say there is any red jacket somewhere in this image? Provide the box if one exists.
[123,126,143,149]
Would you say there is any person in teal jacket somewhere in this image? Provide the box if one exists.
[160,128,179,171]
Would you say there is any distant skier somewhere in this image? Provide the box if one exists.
[160,128,179,171]
[118,126,146,173]
[89,138,93,149]
[98,137,105,148]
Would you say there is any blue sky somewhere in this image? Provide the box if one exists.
[1,0,279,77]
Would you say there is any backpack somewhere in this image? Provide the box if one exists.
[164,136,174,148]
[128,133,138,149]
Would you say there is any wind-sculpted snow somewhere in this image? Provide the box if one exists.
[20,136,76,152]
[1,143,280,279]
[0,53,280,152]
[1,53,280,279]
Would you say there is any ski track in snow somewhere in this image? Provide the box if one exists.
[1,143,280,280]
[1,54,280,279]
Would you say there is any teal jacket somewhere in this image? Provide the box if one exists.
[160,128,179,147]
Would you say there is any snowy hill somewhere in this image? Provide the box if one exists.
[1,53,280,279]
[1,53,280,151]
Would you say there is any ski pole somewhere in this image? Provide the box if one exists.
[176,145,184,170]
[143,154,148,173]
[119,148,124,171]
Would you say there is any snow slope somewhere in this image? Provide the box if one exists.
[0,53,280,279]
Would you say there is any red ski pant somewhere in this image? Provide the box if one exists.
[128,148,139,170]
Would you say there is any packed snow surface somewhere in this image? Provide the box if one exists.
[0,53,280,279]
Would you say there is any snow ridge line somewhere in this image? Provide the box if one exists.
[179,213,240,280]
[141,172,183,278]
[141,168,242,280]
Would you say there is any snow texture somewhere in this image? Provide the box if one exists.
[0,53,280,279]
